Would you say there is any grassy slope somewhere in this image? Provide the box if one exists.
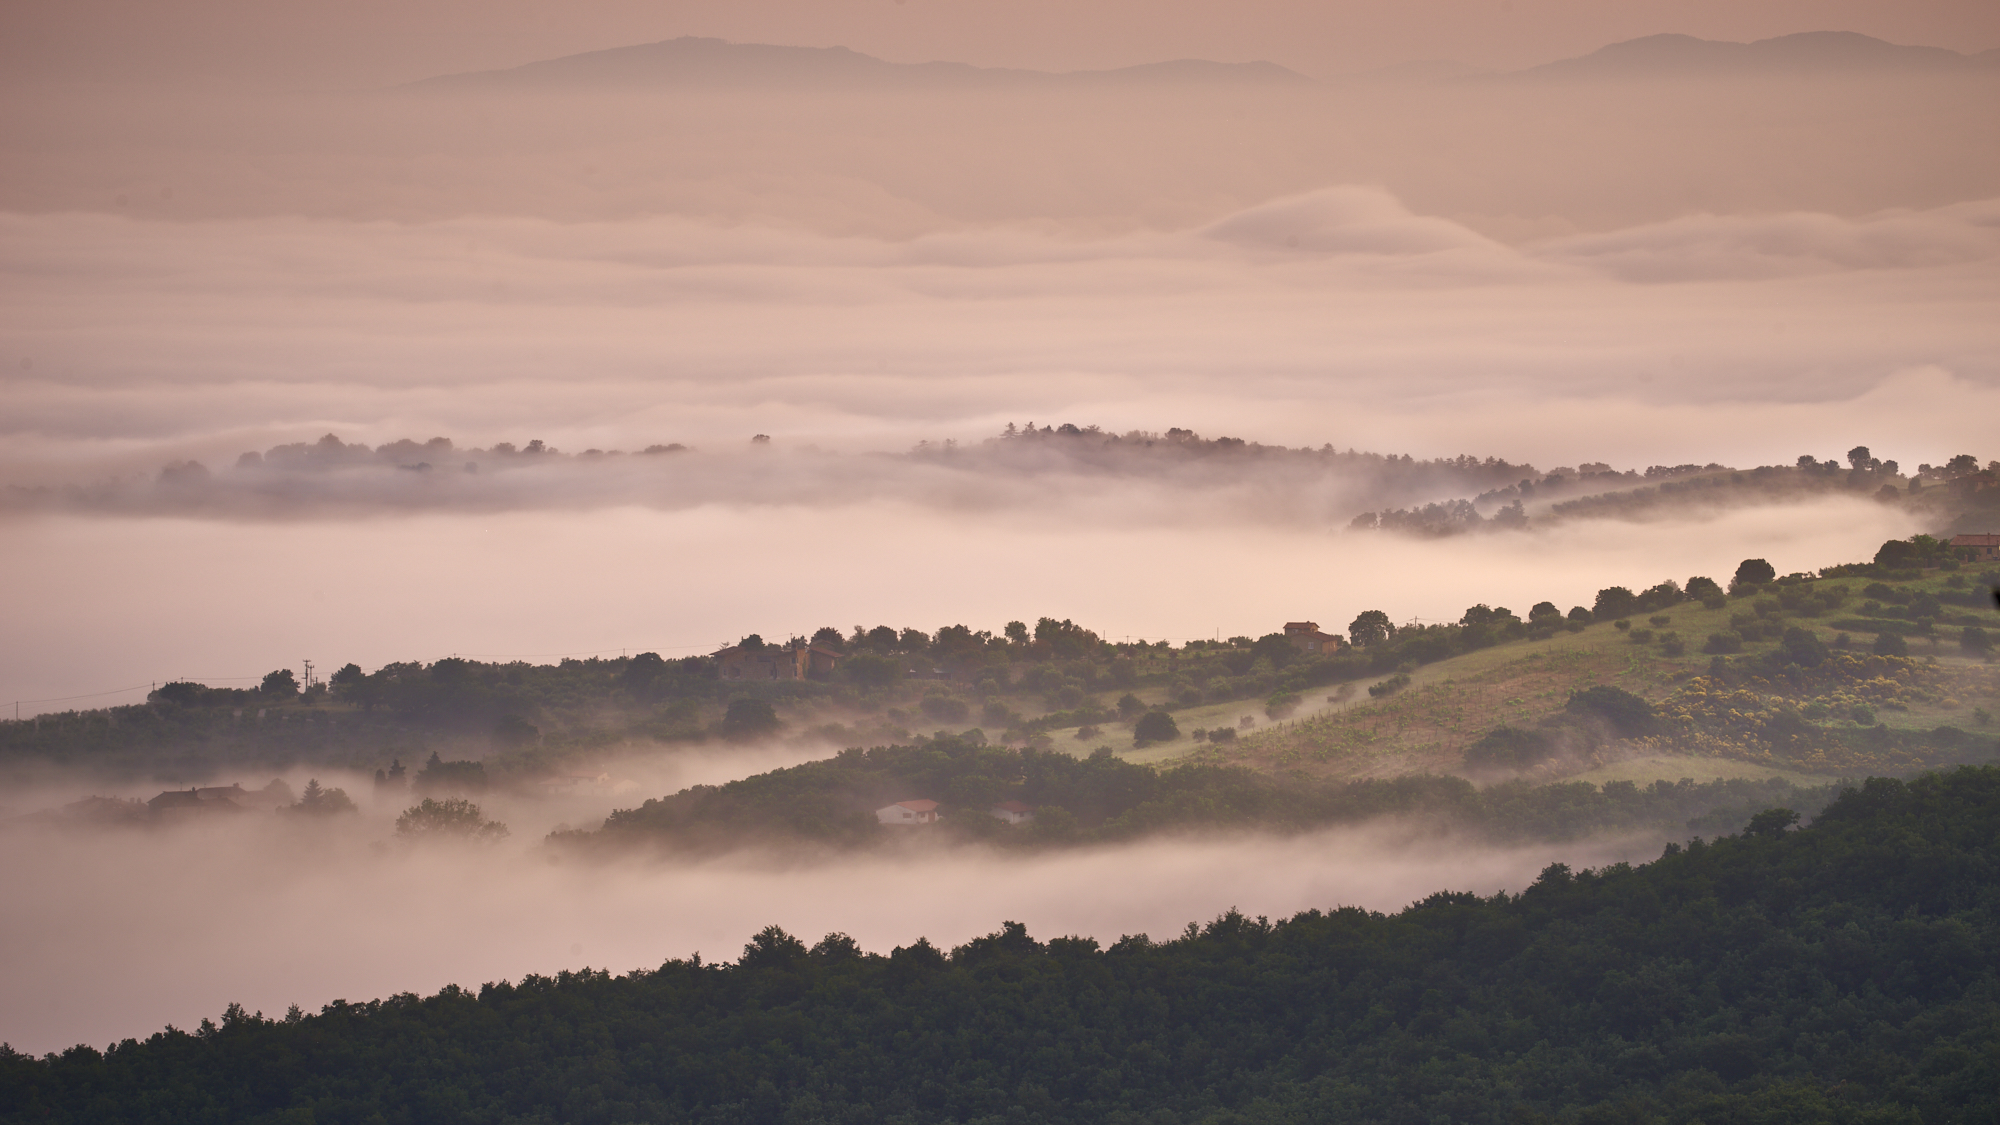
[1043,571,1999,783]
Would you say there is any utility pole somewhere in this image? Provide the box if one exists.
[302,660,315,690]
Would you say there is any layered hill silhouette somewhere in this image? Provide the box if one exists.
[1519,30,2000,79]
[406,37,1307,92]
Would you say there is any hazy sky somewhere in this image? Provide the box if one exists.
[4,0,1998,89]
[2,2,1996,700]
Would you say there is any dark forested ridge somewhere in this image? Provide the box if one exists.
[7,766,1998,1125]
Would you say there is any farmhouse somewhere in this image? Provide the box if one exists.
[1950,533,2000,562]
[1282,621,1345,656]
[876,799,940,825]
[989,800,1034,825]
[713,643,843,681]
[145,780,292,820]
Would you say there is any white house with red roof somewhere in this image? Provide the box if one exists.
[876,799,940,825]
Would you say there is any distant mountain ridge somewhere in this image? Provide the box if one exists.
[407,37,1308,92]
[1520,30,2000,79]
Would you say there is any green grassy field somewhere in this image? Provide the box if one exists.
[1036,568,1998,780]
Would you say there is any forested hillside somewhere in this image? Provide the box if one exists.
[8,544,1991,790]
[6,766,1997,1124]
[553,732,1840,854]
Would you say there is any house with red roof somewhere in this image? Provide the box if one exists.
[1283,621,1345,656]
[989,800,1035,825]
[1950,533,2000,562]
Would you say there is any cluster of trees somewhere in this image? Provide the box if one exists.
[1347,445,1994,536]
[394,798,508,842]
[11,767,1996,1123]
[555,731,1838,855]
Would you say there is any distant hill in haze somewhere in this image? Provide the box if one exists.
[1519,30,2000,79]
[406,37,1309,92]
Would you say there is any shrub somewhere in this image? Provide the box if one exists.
[1565,685,1655,735]
[1872,632,1909,657]
[840,654,901,688]
[1779,627,1829,668]
[722,697,782,738]
[1703,631,1744,655]
[1959,626,1990,655]
[1133,710,1180,744]
[1648,615,1672,627]
[1462,726,1552,772]
[1207,726,1236,743]
[1369,673,1412,698]
[1265,690,1301,720]
[1116,693,1145,720]
[920,694,970,723]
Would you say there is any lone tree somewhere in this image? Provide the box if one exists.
[1133,710,1180,745]
[1593,586,1639,620]
[260,668,300,698]
[1347,610,1393,646]
[1732,558,1776,588]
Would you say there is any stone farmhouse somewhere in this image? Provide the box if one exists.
[713,642,843,682]
[1282,621,1346,656]
[1950,533,2000,562]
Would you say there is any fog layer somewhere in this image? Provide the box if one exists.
[0,496,1918,713]
[0,811,1665,1055]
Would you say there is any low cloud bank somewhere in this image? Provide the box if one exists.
[0,494,1919,716]
[0,807,1667,1056]
[3,192,1996,496]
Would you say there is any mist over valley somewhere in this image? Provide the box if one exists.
[3,6,1999,1119]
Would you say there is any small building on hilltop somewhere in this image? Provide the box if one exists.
[1283,621,1346,656]
[989,800,1034,825]
[1950,533,2000,562]
[876,799,940,826]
